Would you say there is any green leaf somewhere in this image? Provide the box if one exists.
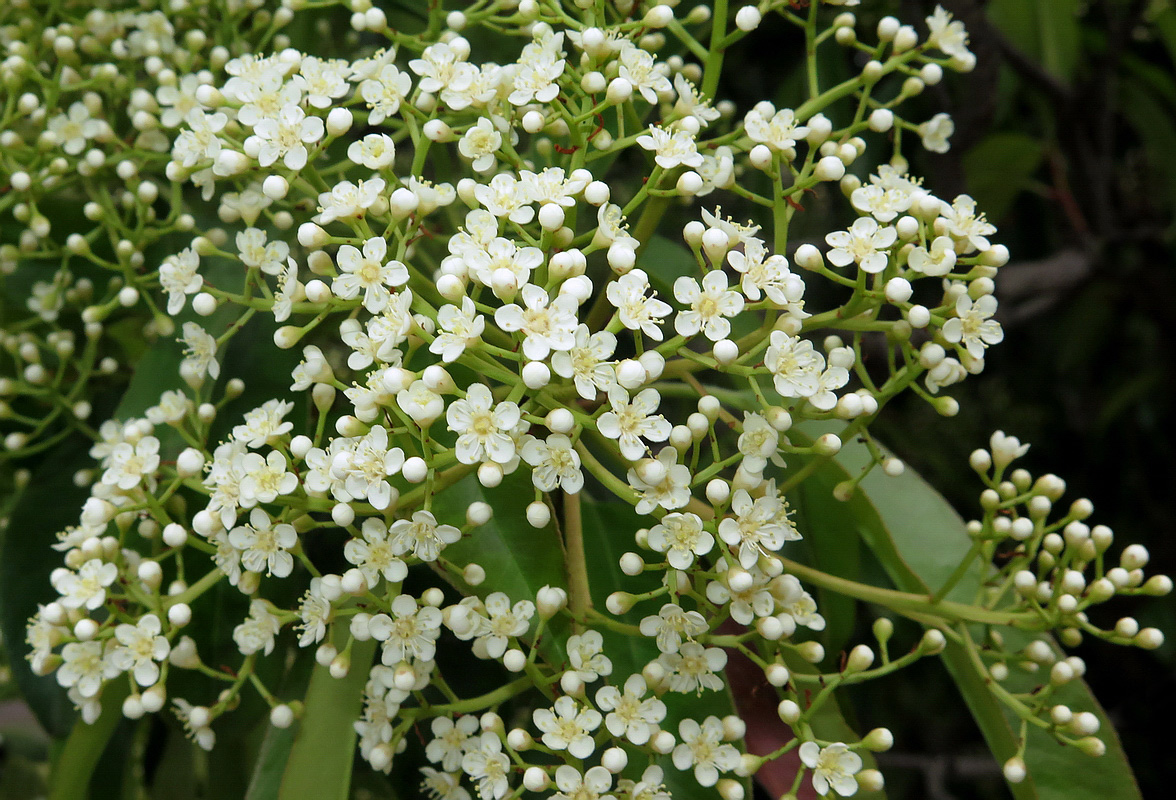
[795,421,1143,799]
[244,723,299,800]
[278,636,379,800]
[638,235,698,299]
[46,680,131,800]
[963,134,1045,224]
[0,435,91,739]
[988,0,1083,83]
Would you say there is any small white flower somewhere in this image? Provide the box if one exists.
[180,322,220,382]
[102,436,161,490]
[461,732,511,800]
[397,381,445,428]
[533,695,602,758]
[348,133,397,169]
[639,603,707,654]
[595,674,666,745]
[333,237,409,314]
[228,507,298,578]
[907,235,957,276]
[446,383,521,465]
[940,194,996,253]
[990,430,1030,470]
[458,117,502,173]
[567,630,613,682]
[718,486,800,568]
[551,325,617,399]
[920,112,954,154]
[238,450,299,507]
[160,248,202,314]
[388,510,461,562]
[233,599,282,656]
[494,284,578,361]
[774,574,826,631]
[745,105,809,152]
[252,103,324,171]
[57,640,120,698]
[672,716,741,787]
[345,518,409,587]
[361,64,413,124]
[799,741,863,797]
[659,641,728,694]
[673,271,745,341]
[552,765,614,800]
[427,715,480,771]
[627,447,692,515]
[597,387,672,461]
[53,559,119,611]
[369,594,444,665]
[472,592,534,659]
[232,398,295,448]
[765,331,824,399]
[520,433,583,493]
[314,178,386,225]
[826,217,897,274]
[647,513,714,570]
[637,124,703,170]
[926,6,971,59]
[430,297,484,363]
[942,293,1003,359]
[606,270,671,340]
[110,614,170,686]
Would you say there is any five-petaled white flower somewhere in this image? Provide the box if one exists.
[228,507,299,578]
[597,387,671,461]
[672,716,741,787]
[446,383,521,465]
[494,284,578,361]
[799,741,864,797]
[647,512,714,570]
[111,613,171,686]
[533,695,602,758]
[333,237,409,314]
[673,271,745,341]
[942,293,1003,359]
[252,103,324,170]
[389,510,461,562]
[826,217,897,274]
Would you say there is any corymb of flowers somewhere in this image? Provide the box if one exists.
[2,0,1170,798]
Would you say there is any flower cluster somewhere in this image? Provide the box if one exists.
[9,1,1168,799]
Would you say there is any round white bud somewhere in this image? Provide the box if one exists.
[526,501,551,528]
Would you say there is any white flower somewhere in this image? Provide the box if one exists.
[473,174,535,224]
[252,103,324,170]
[597,387,671,461]
[461,732,511,800]
[551,325,617,400]
[180,322,220,382]
[160,248,202,314]
[493,284,578,361]
[331,426,405,510]
[388,510,461,562]
[811,363,850,412]
[737,412,781,473]
[942,293,1003,359]
[238,450,298,507]
[659,641,728,694]
[296,56,351,109]
[920,112,954,154]
[745,105,809,152]
[472,592,534,659]
[648,513,714,570]
[520,167,586,208]
[228,507,298,578]
[110,614,170,686]
[446,383,521,465]
[926,6,971,59]
[774,574,826,631]
[173,108,227,168]
[552,765,614,800]
[606,270,671,340]
[346,518,409,587]
[57,641,119,698]
[314,178,386,225]
[595,674,666,745]
[990,430,1031,470]
[333,237,409,314]
[237,228,290,276]
[397,380,445,427]
[727,241,806,312]
[639,603,707,654]
[673,73,721,127]
[232,398,295,448]
[509,32,565,105]
[54,559,119,611]
[369,594,444,665]
[925,356,967,394]
[233,599,282,656]
[764,331,824,399]
[718,485,800,569]
[49,101,105,155]
[617,766,672,800]
[458,117,502,172]
[410,41,468,94]
[348,133,397,169]
[427,715,480,771]
[618,44,672,104]
[567,630,613,682]
[706,562,776,625]
[521,433,583,493]
[673,271,745,341]
[627,446,692,515]
[907,235,957,276]
[420,768,470,800]
[466,236,544,293]
[102,436,161,490]
[672,717,741,787]
[431,297,484,362]
[799,742,863,797]
[296,579,334,647]
[940,195,996,253]
[637,124,703,170]
[826,217,897,274]
[361,64,413,124]
[533,696,602,758]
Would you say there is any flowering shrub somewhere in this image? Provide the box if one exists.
[0,1,1169,798]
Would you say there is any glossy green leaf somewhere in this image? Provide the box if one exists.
[963,133,1045,224]
[795,421,1143,799]
[278,637,378,800]
[245,723,299,800]
[639,235,698,298]
[988,0,1083,83]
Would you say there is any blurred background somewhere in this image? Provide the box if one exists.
[3,0,1175,797]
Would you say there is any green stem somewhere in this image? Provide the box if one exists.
[563,489,592,629]
[49,680,132,800]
